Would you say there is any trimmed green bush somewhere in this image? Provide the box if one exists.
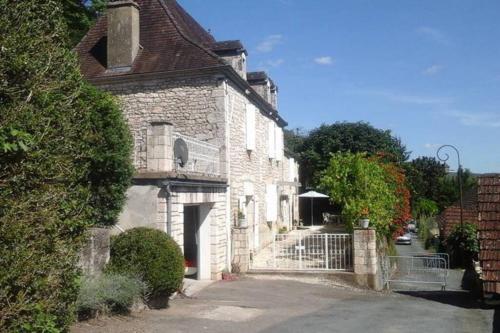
[76,273,148,319]
[106,228,184,303]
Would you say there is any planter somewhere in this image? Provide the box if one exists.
[359,218,370,229]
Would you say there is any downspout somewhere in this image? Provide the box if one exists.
[165,182,172,236]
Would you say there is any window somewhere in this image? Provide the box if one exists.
[245,104,256,150]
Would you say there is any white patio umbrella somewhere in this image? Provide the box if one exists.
[298,191,329,226]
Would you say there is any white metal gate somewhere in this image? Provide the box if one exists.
[270,233,353,271]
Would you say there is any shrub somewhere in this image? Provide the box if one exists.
[446,223,479,268]
[0,1,133,331]
[106,228,184,304]
[319,152,397,237]
[76,273,148,319]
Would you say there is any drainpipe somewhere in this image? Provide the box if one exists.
[164,182,173,236]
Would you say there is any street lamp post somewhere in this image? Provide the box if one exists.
[436,144,464,228]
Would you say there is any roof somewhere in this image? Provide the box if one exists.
[477,175,500,295]
[247,71,276,89]
[76,0,223,78]
[211,40,247,55]
[75,0,286,126]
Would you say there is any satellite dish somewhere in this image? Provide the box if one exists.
[174,138,189,167]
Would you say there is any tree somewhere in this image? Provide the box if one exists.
[405,157,476,212]
[283,128,306,159]
[319,152,398,237]
[0,1,133,330]
[300,122,409,188]
[405,156,447,208]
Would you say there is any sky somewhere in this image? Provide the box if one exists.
[181,0,500,173]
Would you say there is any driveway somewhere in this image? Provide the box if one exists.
[72,275,495,333]
[395,233,464,291]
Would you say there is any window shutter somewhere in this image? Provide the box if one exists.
[268,121,276,159]
[289,158,295,182]
[275,126,283,161]
[266,184,277,222]
[245,104,256,150]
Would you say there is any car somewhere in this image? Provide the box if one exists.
[396,233,412,245]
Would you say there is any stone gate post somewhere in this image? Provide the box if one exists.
[353,228,381,290]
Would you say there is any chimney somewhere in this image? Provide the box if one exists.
[107,0,140,70]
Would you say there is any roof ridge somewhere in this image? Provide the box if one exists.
[158,0,224,65]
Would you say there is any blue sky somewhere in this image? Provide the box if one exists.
[181,0,500,173]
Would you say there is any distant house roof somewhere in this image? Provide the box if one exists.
[75,0,286,126]
[438,187,478,238]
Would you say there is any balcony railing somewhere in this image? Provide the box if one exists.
[172,132,221,177]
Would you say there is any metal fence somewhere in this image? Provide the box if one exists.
[173,133,220,176]
[383,255,448,290]
[271,233,353,271]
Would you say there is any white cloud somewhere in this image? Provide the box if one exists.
[256,34,283,53]
[314,56,334,65]
[423,64,443,76]
[346,88,452,106]
[416,26,450,45]
[445,110,500,128]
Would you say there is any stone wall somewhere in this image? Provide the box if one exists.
[99,76,226,174]
[79,228,111,276]
[231,227,250,273]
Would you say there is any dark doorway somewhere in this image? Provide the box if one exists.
[183,205,200,279]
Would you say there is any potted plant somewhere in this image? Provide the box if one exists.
[238,210,247,227]
[359,207,370,228]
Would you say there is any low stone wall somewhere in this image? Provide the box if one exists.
[232,226,250,273]
[79,227,111,276]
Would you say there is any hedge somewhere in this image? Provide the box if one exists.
[0,1,133,331]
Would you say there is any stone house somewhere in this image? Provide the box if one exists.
[76,0,299,280]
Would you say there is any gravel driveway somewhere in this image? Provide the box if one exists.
[72,275,495,333]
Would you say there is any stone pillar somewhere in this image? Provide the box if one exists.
[147,122,173,172]
[231,226,250,273]
[353,228,380,290]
